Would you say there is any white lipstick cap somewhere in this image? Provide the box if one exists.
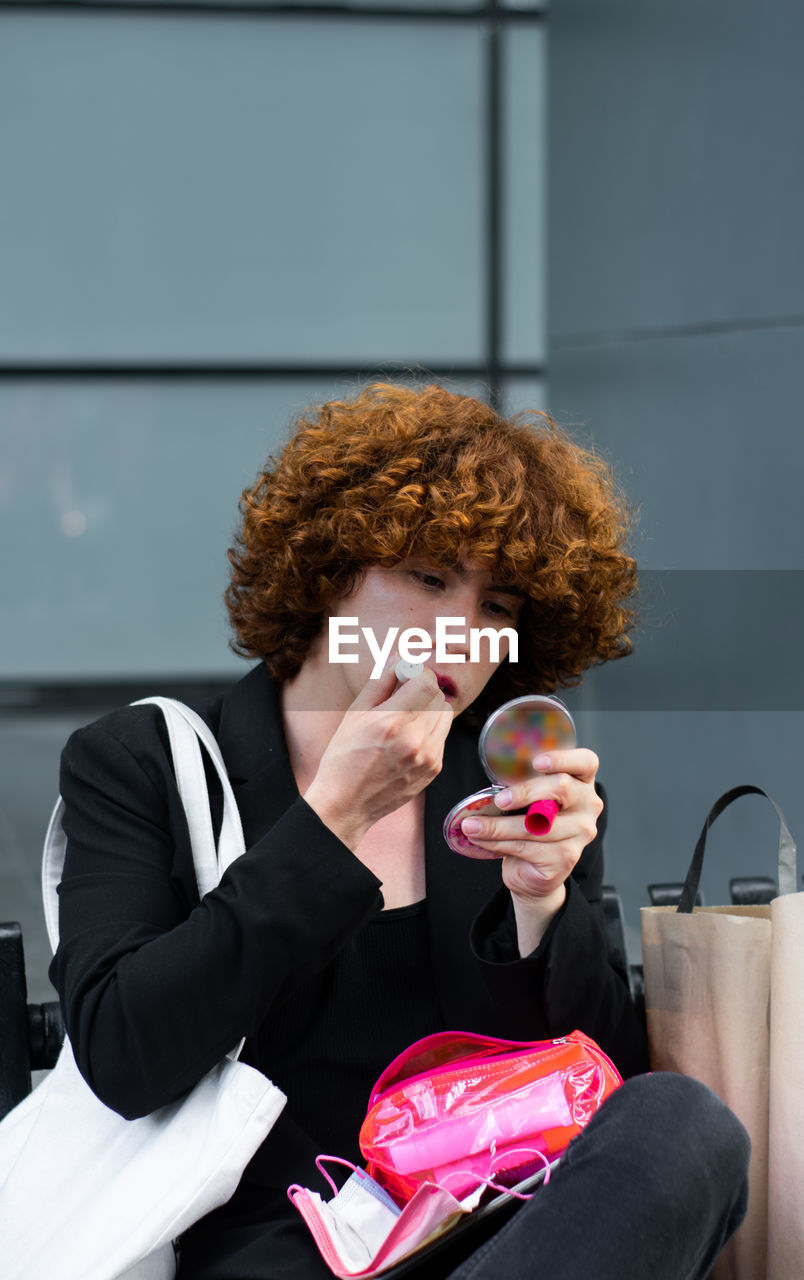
[395,658,425,682]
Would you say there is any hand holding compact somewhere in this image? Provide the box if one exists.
[487,746,603,901]
[443,695,578,859]
[443,698,602,944]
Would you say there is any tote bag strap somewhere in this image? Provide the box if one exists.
[678,784,797,914]
[132,697,246,886]
[42,697,245,951]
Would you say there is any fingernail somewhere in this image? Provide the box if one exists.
[462,819,482,835]
[533,754,552,771]
[497,789,514,808]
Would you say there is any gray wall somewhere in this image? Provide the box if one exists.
[548,0,804,952]
[0,10,545,681]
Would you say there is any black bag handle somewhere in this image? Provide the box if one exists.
[678,785,797,914]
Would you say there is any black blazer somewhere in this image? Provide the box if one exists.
[51,663,647,1139]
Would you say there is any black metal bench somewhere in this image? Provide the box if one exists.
[0,922,64,1121]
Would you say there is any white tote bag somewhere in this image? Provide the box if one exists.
[0,697,287,1280]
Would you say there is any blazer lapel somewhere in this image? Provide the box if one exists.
[210,664,300,845]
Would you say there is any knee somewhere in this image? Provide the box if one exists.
[599,1072,751,1195]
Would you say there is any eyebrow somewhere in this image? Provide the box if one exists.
[451,564,525,597]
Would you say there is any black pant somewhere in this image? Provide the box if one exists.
[179,1073,750,1280]
[443,1073,750,1280]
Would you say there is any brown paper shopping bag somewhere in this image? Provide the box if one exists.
[641,786,803,1280]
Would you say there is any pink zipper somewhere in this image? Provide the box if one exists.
[368,1031,618,1110]
[370,1030,555,1097]
[368,1033,560,1106]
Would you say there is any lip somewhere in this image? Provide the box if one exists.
[435,672,458,699]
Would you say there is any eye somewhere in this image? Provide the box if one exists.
[412,570,446,591]
[484,599,514,619]
[483,596,521,621]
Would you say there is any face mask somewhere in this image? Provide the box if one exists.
[288,1157,478,1278]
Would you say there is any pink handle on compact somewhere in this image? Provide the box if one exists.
[524,799,560,835]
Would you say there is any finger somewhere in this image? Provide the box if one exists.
[495,776,568,812]
[474,828,575,874]
[531,747,600,783]
[419,700,454,755]
[388,667,445,712]
[395,705,452,784]
[496,770,600,822]
[465,808,598,862]
[462,806,588,846]
[461,812,530,845]
[351,656,400,709]
[473,835,551,862]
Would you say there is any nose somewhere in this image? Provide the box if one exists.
[463,582,495,632]
[436,584,485,657]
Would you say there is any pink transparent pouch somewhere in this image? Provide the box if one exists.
[359,1028,622,1204]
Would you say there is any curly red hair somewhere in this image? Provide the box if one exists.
[225,382,637,715]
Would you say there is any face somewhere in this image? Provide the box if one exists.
[324,559,524,717]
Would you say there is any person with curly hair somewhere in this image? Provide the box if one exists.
[225,381,635,705]
[52,383,749,1280]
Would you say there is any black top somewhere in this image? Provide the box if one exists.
[250,899,441,1162]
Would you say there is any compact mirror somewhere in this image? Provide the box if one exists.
[443,695,577,860]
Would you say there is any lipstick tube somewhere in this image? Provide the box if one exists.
[524,799,560,835]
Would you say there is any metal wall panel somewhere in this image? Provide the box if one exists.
[0,13,485,363]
